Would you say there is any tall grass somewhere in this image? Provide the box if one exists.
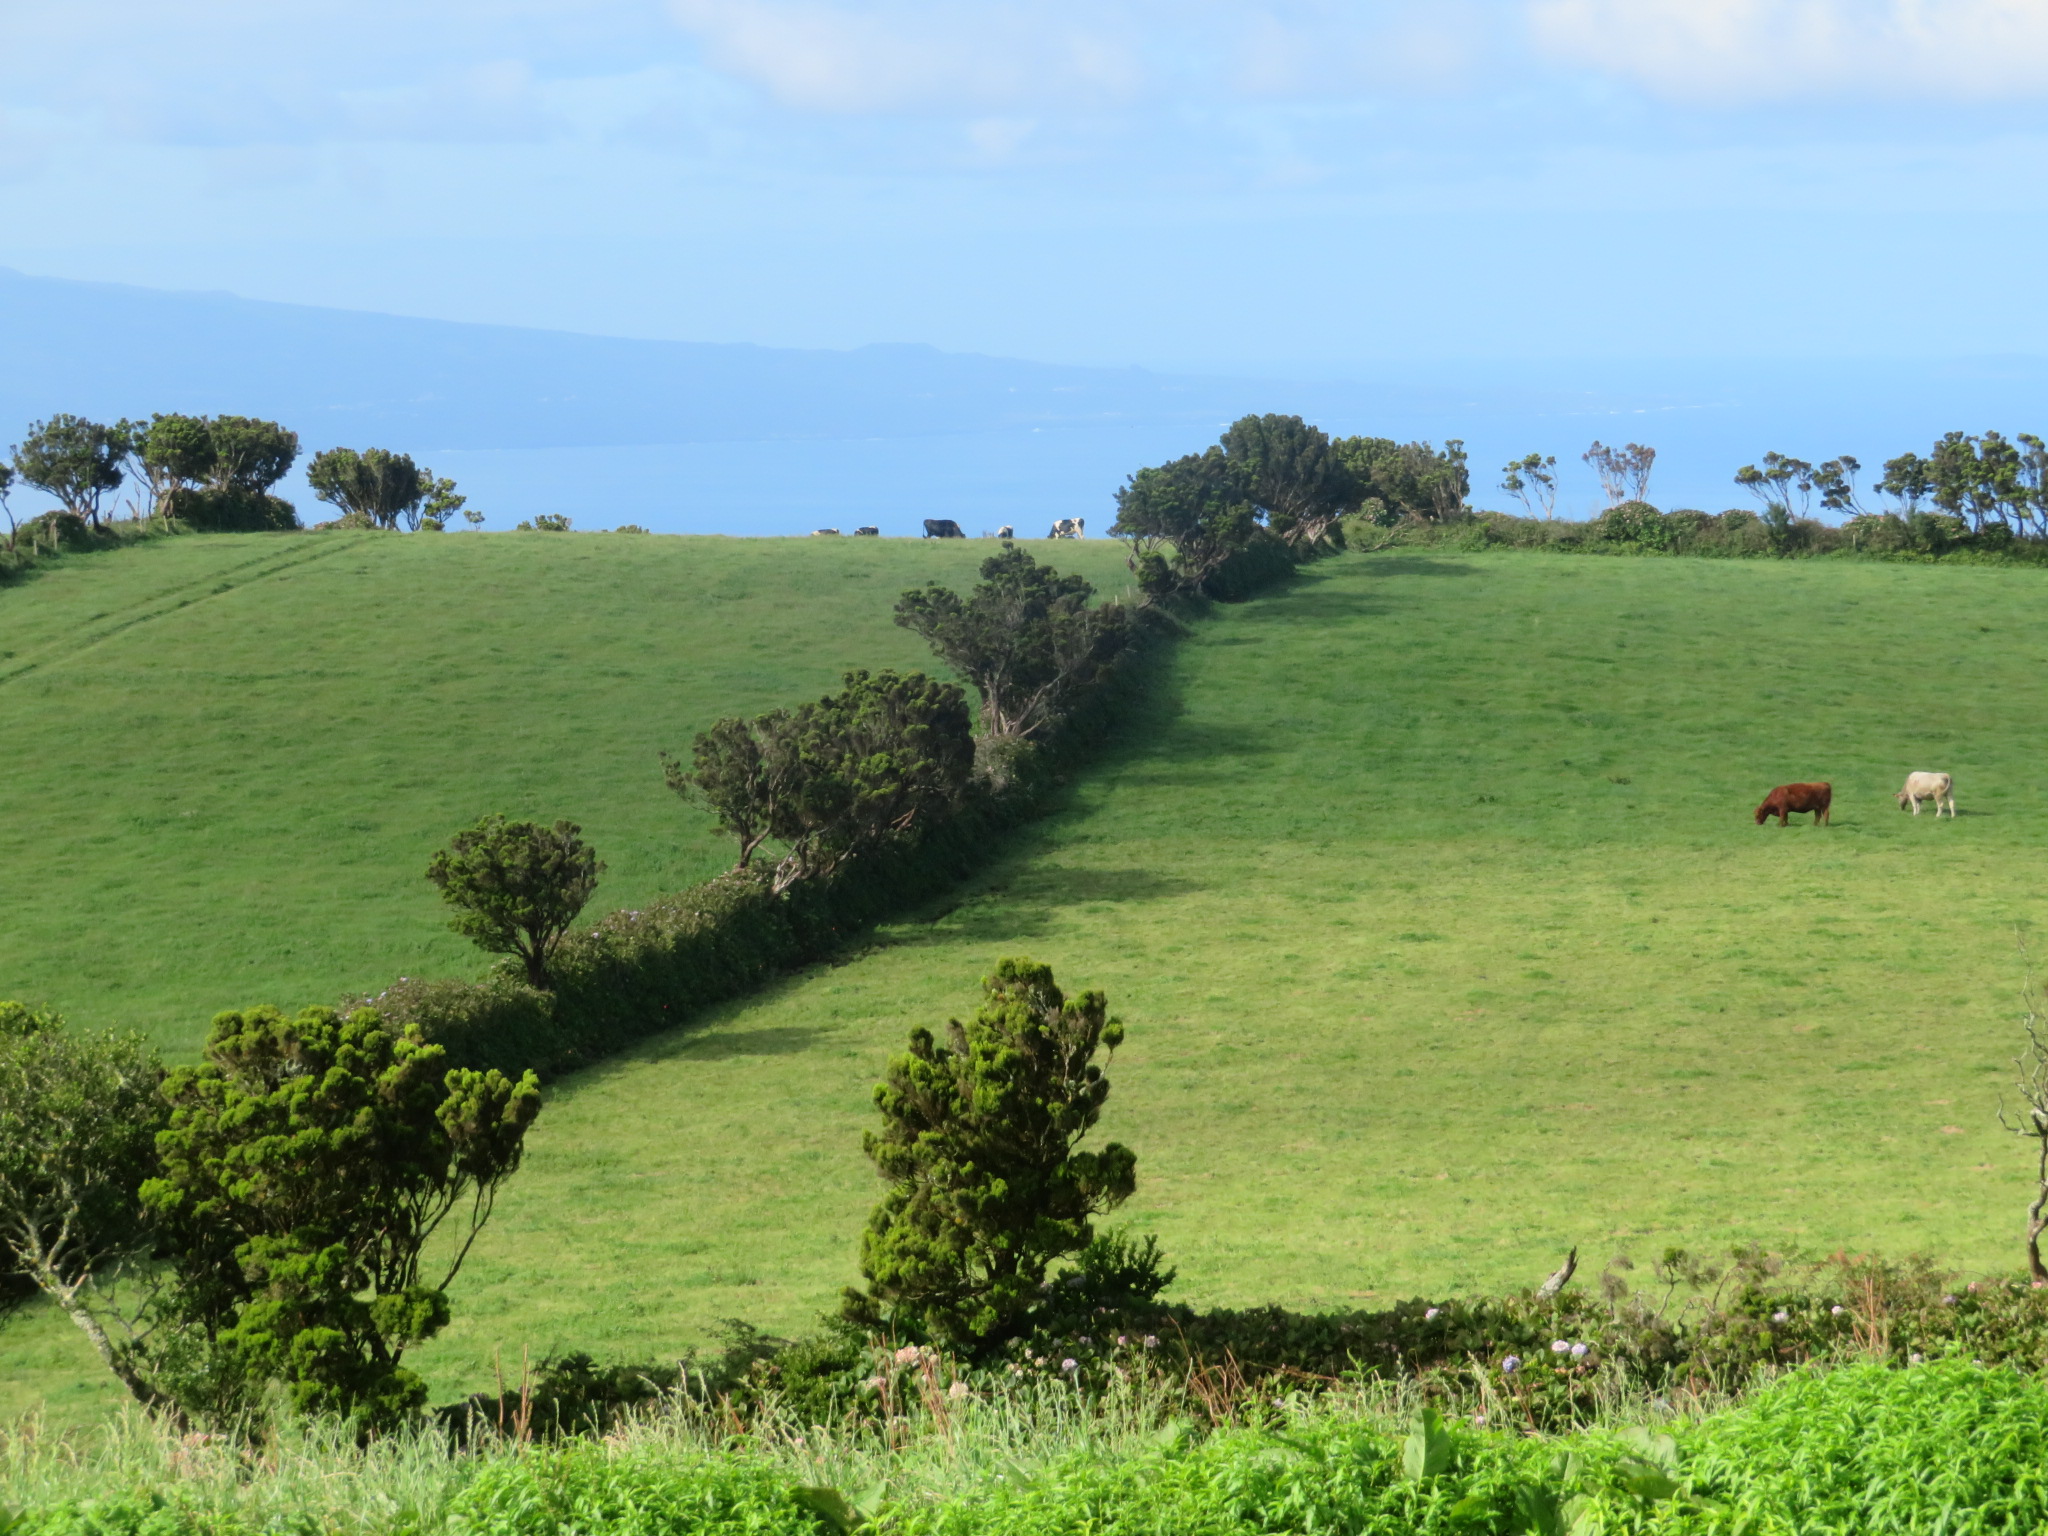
[8,1362,2045,1534]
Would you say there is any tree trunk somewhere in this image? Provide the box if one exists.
[49,1285,186,1427]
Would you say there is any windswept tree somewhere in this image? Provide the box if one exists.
[666,669,974,893]
[419,472,475,531]
[1110,449,1258,594]
[1928,431,1990,531]
[2017,435,2048,539]
[845,958,1136,1349]
[1332,436,1468,523]
[0,460,16,549]
[426,816,603,989]
[1218,413,1354,551]
[129,415,215,518]
[1584,441,1656,507]
[1734,452,1815,518]
[145,1005,541,1425]
[1811,456,1866,517]
[204,416,299,496]
[0,1002,171,1414]
[894,545,1131,743]
[133,415,300,529]
[1500,452,1558,519]
[307,446,426,529]
[12,415,128,526]
[1877,451,1933,514]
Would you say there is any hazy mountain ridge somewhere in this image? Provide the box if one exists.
[0,268,1229,450]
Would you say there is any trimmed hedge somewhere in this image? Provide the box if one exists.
[349,607,1185,1081]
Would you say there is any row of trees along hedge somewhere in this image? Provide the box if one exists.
[0,998,540,1428]
[0,412,478,556]
[1469,430,2048,562]
[1111,413,1468,597]
[358,415,1357,1085]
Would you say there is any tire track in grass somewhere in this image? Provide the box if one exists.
[0,535,367,687]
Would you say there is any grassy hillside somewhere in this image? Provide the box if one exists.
[0,530,1133,1055]
[9,543,2048,1423]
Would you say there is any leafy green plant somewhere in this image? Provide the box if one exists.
[144,1005,541,1427]
[847,958,1136,1350]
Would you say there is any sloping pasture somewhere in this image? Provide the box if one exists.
[8,543,2048,1419]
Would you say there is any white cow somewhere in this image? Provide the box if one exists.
[1895,771,1956,818]
[1048,517,1085,539]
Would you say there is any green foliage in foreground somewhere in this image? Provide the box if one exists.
[9,1364,2047,1534]
[143,1006,542,1426]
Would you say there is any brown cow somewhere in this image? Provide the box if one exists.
[1755,782,1831,826]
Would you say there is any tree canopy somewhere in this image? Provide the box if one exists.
[668,669,974,894]
[11,415,128,525]
[307,447,427,529]
[894,545,1131,743]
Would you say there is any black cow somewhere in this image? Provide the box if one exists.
[923,518,965,538]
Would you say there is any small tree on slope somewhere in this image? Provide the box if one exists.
[845,958,1136,1350]
[427,815,603,989]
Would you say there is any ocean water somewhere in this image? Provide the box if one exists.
[275,355,2048,536]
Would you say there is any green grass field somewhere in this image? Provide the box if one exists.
[0,529,1133,1054]
[8,537,2048,1424]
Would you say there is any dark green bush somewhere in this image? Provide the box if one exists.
[1597,500,1668,548]
[165,487,299,532]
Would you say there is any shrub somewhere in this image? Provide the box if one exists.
[165,487,299,532]
[0,1003,167,1404]
[847,958,1136,1351]
[145,1005,541,1427]
[1597,500,1668,549]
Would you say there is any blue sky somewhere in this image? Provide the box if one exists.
[5,1,2048,376]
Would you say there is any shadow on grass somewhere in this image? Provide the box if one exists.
[1356,555,1486,579]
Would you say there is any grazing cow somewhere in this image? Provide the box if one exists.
[1755,782,1832,826]
[996,525,1014,539]
[1048,517,1085,539]
[923,518,965,538]
[811,528,840,536]
[1895,771,1956,818]
[852,526,879,536]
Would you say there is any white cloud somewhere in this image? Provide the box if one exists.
[1530,0,2048,101]
[665,0,1146,113]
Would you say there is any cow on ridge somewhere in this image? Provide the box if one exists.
[1755,782,1831,826]
[1895,771,1956,818]
[1048,517,1085,539]
[923,518,965,538]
